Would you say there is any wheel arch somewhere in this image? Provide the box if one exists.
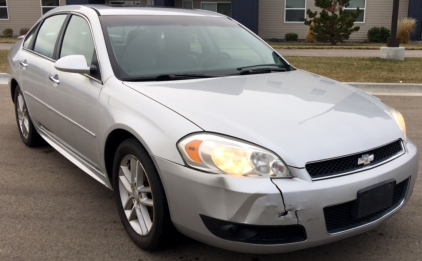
[103,127,154,184]
[10,78,19,103]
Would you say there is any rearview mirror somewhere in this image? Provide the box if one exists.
[55,55,90,74]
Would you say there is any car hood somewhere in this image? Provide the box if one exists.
[124,70,403,167]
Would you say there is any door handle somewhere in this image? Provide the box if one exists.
[49,74,60,84]
[20,60,28,67]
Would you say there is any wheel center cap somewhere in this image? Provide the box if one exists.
[132,186,140,201]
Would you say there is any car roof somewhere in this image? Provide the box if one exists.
[50,5,226,18]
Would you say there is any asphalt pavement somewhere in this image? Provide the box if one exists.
[0,84,421,260]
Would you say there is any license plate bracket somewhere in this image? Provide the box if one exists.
[352,179,396,220]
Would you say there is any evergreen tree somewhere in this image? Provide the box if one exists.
[305,0,363,45]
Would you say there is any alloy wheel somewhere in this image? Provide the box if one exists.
[119,154,154,236]
[16,93,29,139]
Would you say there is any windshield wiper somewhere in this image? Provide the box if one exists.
[122,73,217,82]
[237,64,286,70]
[232,66,287,76]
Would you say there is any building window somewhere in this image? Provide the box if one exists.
[344,0,366,22]
[183,1,193,9]
[41,0,60,15]
[201,2,231,17]
[0,0,8,20]
[109,1,124,6]
[285,0,306,22]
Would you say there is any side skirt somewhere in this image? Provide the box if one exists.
[37,125,113,190]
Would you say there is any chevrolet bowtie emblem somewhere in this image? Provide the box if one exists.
[358,154,374,165]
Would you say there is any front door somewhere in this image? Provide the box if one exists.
[48,14,103,167]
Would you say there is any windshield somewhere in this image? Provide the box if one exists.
[100,15,290,80]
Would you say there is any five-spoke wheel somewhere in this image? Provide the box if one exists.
[16,92,30,139]
[119,154,154,236]
[113,139,174,250]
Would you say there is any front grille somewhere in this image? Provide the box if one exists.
[200,215,307,244]
[324,178,409,234]
[306,140,404,179]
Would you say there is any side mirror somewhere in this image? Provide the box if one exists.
[55,55,90,74]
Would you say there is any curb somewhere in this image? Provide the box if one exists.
[0,73,10,85]
[346,82,422,96]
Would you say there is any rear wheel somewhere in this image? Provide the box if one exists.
[14,86,44,147]
[112,138,174,250]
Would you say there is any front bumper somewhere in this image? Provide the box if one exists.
[153,139,418,254]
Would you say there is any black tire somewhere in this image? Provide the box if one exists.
[14,86,45,147]
[112,138,174,251]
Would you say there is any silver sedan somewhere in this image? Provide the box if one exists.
[5,5,418,254]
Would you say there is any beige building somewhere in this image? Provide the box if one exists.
[0,0,66,36]
[1,0,420,41]
[259,0,410,40]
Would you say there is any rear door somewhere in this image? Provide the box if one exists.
[48,14,103,167]
[19,14,68,133]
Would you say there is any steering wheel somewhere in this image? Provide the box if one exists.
[201,51,231,68]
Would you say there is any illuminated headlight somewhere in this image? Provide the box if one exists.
[387,106,407,142]
[177,133,292,178]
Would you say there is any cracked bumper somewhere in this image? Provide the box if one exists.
[153,139,418,254]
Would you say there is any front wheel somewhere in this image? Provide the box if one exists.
[112,139,174,250]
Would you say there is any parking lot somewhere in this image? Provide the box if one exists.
[0,83,421,260]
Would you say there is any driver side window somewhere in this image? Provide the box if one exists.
[60,15,101,80]
[207,26,261,63]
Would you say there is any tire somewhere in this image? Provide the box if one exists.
[112,138,174,251]
[14,86,45,147]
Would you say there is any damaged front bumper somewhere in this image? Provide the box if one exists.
[153,139,418,254]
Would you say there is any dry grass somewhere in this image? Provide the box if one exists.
[305,23,316,43]
[0,37,19,44]
[397,18,416,44]
[286,56,422,83]
[269,42,422,50]
[0,50,7,73]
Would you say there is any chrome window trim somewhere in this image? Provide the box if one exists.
[24,91,96,138]
[22,48,56,63]
[307,139,405,181]
[22,49,102,85]
[327,176,410,236]
[22,11,104,84]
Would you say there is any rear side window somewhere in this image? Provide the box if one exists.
[33,15,67,59]
[23,24,40,49]
[60,15,95,66]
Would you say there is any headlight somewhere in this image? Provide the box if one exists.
[177,133,292,178]
[387,106,406,142]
